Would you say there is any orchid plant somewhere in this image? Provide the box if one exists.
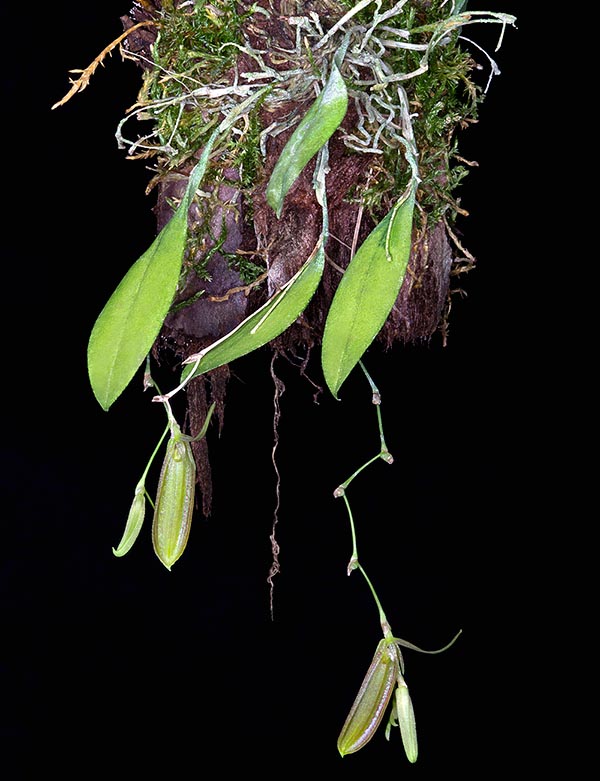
[54,0,516,760]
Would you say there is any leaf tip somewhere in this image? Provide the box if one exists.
[325,376,343,401]
[265,185,283,219]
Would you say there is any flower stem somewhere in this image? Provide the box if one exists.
[359,360,393,462]
[357,562,390,636]
[335,359,394,636]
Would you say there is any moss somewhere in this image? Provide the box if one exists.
[132,2,487,226]
[140,0,253,171]
[118,0,512,309]
[350,2,486,228]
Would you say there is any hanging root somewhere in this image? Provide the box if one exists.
[267,352,286,619]
[51,20,158,110]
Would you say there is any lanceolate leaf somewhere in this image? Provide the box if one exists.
[321,190,416,399]
[87,131,219,411]
[182,239,326,383]
[266,62,348,218]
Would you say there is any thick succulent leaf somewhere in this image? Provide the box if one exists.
[321,191,416,399]
[87,135,217,411]
[266,62,348,218]
[182,240,325,382]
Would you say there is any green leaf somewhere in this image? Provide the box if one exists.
[176,148,331,387]
[87,134,218,411]
[266,62,348,218]
[181,240,326,383]
[321,191,416,399]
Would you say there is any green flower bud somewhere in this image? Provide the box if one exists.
[337,639,399,756]
[395,677,418,763]
[112,483,146,557]
[151,424,196,570]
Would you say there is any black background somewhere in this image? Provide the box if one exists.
[2,2,539,777]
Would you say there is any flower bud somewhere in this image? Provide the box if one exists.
[113,484,146,557]
[337,640,399,756]
[151,425,196,570]
[395,677,418,763]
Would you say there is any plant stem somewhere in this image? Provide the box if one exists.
[340,492,358,572]
[335,360,394,636]
[357,562,390,635]
[359,360,393,462]
[335,453,384,496]
[139,423,170,492]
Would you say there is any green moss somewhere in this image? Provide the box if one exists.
[142,0,252,171]
[239,95,269,192]
[122,0,510,295]
[403,35,483,225]
[350,1,486,228]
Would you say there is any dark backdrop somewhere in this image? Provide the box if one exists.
[2,2,534,777]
